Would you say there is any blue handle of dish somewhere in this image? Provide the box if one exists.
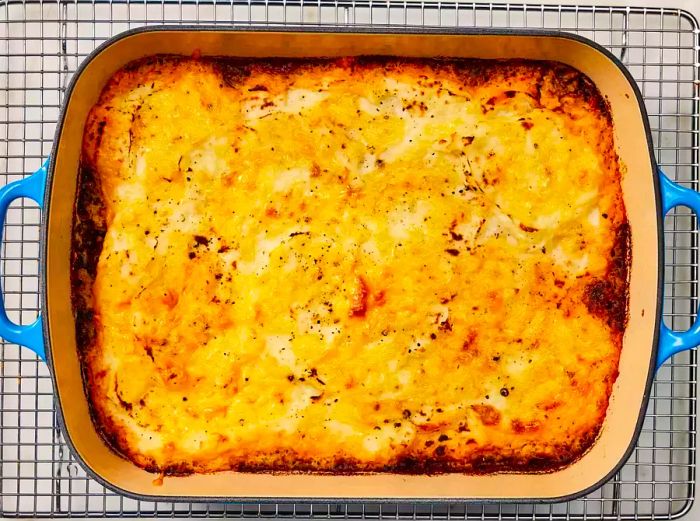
[657,170,700,368]
[0,160,48,360]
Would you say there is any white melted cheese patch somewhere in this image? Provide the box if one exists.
[388,201,432,240]
[265,335,297,370]
[244,89,329,121]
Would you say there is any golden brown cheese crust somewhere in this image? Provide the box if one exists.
[72,56,629,475]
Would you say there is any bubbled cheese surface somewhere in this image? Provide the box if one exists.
[75,56,628,474]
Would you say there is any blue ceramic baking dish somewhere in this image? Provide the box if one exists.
[0,26,698,503]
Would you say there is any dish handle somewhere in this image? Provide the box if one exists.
[658,170,700,368]
[0,160,48,360]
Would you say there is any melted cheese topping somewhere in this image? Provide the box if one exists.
[76,57,628,474]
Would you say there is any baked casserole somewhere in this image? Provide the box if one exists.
[72,56,629,475]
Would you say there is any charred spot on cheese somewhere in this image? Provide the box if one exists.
[471,404,501,426]
[512,419,542,434]
[214,60,251,88]
[193,235,209,247]
[583,222,630,334]
[73,55,628,475]
[519,223,538,233]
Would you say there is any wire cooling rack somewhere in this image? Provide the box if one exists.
[0,1,698,519]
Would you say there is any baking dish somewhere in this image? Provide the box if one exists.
[0,26,698,503]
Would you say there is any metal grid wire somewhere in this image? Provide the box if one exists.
[0,1,698,519]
